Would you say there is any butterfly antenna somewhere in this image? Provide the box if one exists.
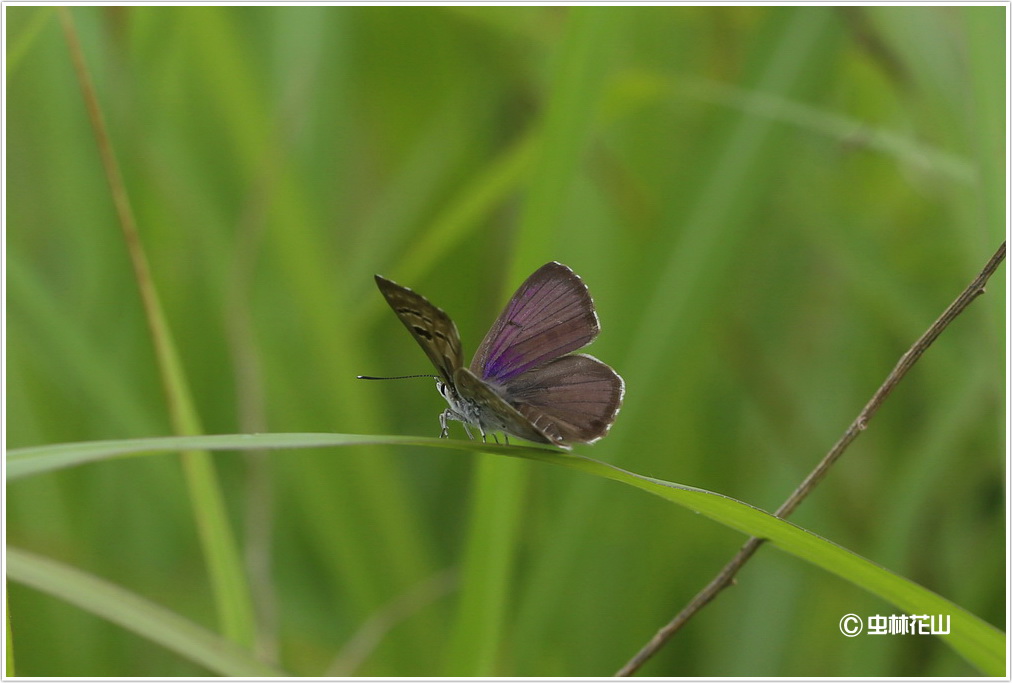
[356,374,439,380]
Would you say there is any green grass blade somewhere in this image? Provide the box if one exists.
[6,433,421,481]
[59,8,256,648]
[6,548,286,677]
[179,13,441,659]
[442,7,623,675]
[8,431,1003,674]
[513,7,846,661]
[550,454,1005,677]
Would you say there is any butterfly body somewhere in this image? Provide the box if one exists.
[374,262,623,448]
[436,367,549,444]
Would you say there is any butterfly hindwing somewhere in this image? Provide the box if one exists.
[501,354,624,444]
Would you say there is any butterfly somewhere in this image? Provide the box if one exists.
[371,261,624,448]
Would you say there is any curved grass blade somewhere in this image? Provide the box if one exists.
[6,548,287,677]
[6,432,1004,675]
[6,433,423,481]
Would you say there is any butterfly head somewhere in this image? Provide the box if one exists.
[435,377,450,402]
[435,376,465,416]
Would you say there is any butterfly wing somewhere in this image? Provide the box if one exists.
[377,264,622,447]
[500,354,624,444]
[470,262,599,383]
[374,275,463,385]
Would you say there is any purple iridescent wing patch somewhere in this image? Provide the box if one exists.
[468,261,623,445]
[470,262,599,383]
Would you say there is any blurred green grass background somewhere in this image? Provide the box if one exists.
[5,5,1005,677]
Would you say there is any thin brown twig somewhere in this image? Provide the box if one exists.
[616,242,1006,676]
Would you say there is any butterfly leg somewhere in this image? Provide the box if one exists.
[439,410,451,439]
[504,433,510,446]
[491,433,500,445]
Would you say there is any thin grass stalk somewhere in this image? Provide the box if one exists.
[57,8,256,648]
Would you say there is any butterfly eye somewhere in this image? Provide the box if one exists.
[435,379,448,397]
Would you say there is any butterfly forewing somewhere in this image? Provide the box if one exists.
[470,262,599,383]
[374,275,463,386]
[502,354,624,443]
